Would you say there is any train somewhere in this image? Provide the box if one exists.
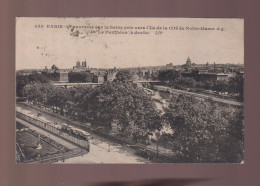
[16,111,90,151]
[60,123,90,140]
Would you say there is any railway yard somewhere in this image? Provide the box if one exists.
[16,103,148,164]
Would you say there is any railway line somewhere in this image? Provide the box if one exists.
[16,112,90,151]
[16,103,175,162]
[16,112,90,163]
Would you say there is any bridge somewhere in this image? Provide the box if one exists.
[52,82,103,88]
[137,80,161,84]
[53,81,161,88]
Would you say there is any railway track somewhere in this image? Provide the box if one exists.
[17,102,176,162]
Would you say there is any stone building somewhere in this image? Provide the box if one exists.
[57,69,70,82]
[73,60,88,72]
[93,75,105,83]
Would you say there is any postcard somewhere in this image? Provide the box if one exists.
[16,17,244,164]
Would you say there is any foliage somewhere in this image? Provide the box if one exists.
[41,71,60,81]
[212,80,228,92]
[114,70,133,83]
[163,94,244,163]
[24,83,52,105]
[158,71,244,101]
[86,82,163,138]
[16,73,49,98]
[19,72,244,162]
[51,65,59,70]
[228,72,244,100]
[174,77,197,88]
[158,70,181,82]
[22,81,163,142]
[68,72,93,83]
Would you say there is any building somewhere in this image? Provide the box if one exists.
[93,75,105,83]
[85,71,94,82]
[182,57,194,72]
[57,69,70,82]
[16,69,38,75]
[182,72,228,81]
[82,61,87,67]
[166,63,174,69]
[59,72,69,82]
[106,67,118,81]
[186,57,192,67]
[73,60,88,72]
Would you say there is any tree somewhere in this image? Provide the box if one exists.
[213,80,228,93]
[217,107,244,162]
[68,72,89,83]
[76,81,163,141]
[158,70,181,82]
[47,87,71,114]
[114,70,133,83]
[16,73,49,98]
[23,83,53,105]
[41,71,60,81]
[174,77,197,88]
[228,72,244,100]
[51,64,59,70]
[164,94,243,163]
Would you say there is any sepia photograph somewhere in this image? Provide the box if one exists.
[15,17,244,164]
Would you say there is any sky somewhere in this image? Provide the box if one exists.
[16,18,244,70]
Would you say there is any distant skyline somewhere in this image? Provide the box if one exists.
[16,18,244,70]
[16,60,244,71]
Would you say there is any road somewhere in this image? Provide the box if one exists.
[16,103,147,164]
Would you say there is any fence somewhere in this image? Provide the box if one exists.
[16,111,90,151]
[17,103,177,162]
[21,148,85,163]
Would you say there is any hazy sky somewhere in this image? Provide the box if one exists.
[16,18,244,70]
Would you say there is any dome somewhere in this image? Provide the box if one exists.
[186,56,191,65]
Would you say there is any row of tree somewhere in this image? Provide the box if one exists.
[17,71,244,163]
[23,81,162,143]
[21,81,243,163]
[158,70,244,100]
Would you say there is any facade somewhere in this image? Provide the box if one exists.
[57,69,70,82]
[107,68,118,81]
[166,63,174,69]
[93,75,105,83]
[85,71,94,82]
[73,60,88,72]
[182,72,228,81]
[59,72,69,82]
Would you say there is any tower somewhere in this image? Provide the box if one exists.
[186,57,191,66]
[76,61,81,67]
[82,59,87,67]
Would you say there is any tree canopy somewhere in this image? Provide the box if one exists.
[114,70,134,83]
[163,94,243,163]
